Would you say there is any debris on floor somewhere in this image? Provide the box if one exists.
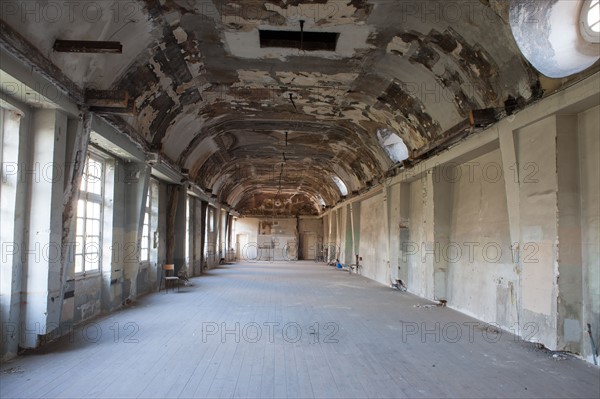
[122,297,135,307]
[390,278,407,291]
[414,300,447,309]
[1,366,25,374]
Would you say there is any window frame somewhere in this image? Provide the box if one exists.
[74,149,107,276]
[208,206,215,233]
[581,0,600,43]
[140,180,153,263]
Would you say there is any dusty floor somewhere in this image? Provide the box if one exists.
[1,261,599,398]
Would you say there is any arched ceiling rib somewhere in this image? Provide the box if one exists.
[6,0,592,215]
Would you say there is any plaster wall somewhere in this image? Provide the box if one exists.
[445,149,516,328]
[406,175,435,300]
[358,193,388,284]
[235,217,299,262]
[517,116,559,348]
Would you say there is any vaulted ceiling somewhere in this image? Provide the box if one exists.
[3,0,586,216]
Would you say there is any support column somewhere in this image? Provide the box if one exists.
[122,161,150,300]
[0,109,26,359]
[499,125,523,334]
[499,126,521,252]
[516,115,559,350]
[193,199,202,275]
[397,183,410,285]
[59,114,88,314]
[383,185,391,283]
[173,185,187,273]
[432,166,452,301]
[556,115,583,353]
[21,109,68,348]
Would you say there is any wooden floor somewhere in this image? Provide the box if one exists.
[1,261,599,398]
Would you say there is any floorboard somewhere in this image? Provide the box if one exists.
[1,261,599,398]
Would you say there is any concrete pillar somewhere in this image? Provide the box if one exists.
[193,199,202,275]
[383,186,391,282]
[100,157,119,310]
[335,208,342,262]
[122,162,150,299]
[423,171,436,300]
[173,185,187,272]
[517,115,559,350]
[498,125,523,335]
[20,109,67,348]
[156,183,169,279]
[407,173,435,300]
[397,183,410,285]
[344,204,353,265]
[432,167,453,301]
[352,202,361,258]
[219,208,227,259]
[0,109,27,359]
[556,115,583,353]
[387,183,402,283]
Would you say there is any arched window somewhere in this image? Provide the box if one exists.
[376,128,409,164]
[581,0,600,43]
[509,0,599,78]
[331,175,348,196]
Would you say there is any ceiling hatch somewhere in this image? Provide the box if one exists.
[259,30,339,51]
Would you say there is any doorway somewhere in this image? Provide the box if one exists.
[301,232,317,260]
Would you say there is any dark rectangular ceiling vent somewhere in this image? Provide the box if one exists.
[259,30,339,51]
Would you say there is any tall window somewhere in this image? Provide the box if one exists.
[208,207,215,232]
[141,179,158,263]
[205,206,215,262]
[75,152,105,274]
[141,184,152,262]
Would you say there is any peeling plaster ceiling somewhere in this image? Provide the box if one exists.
[4,0,576,216]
